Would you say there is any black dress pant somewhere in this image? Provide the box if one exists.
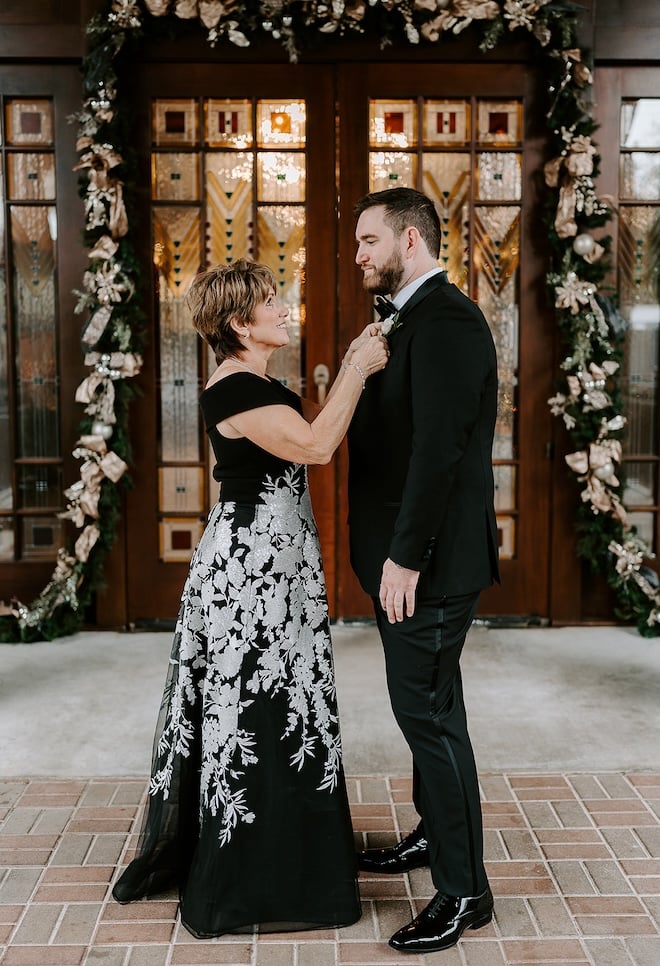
[373,591,487,897]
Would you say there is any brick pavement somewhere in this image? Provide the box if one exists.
[1,774,659,965]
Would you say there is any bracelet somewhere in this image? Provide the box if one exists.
[342,360,366,390]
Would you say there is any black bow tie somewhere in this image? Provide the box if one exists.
[374,296,398,320]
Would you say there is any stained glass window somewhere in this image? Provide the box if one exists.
[618,100,660,552]
[152,97,307,561]
[371,97,522,558]
[1,97,62,561]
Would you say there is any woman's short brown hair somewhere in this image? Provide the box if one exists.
[186,260,277,363]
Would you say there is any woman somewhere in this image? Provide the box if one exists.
[112,260,388,938]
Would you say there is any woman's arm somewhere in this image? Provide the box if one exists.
[219,332,388,464]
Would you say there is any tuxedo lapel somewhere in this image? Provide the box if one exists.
[396,271,449,323]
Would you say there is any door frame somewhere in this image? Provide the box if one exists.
[96,61,340,625]
[335,62,556,618]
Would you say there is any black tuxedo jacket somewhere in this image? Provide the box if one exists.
[347,272,500,598]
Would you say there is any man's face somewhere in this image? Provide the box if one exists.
[355,206,405,296]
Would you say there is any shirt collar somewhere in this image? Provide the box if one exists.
[392,267,444,312]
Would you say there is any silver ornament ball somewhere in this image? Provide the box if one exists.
[593,461,615,481]
[91,421,113,440]
[573,233,596,257]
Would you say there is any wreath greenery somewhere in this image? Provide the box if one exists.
[2,0,659,642]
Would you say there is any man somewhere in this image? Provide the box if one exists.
[348,187,500,954]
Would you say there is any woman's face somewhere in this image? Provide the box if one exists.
[247,287,290,349]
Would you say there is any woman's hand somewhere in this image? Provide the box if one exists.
[350,333,389,378]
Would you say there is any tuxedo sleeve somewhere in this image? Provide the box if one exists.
[388,297,493,572]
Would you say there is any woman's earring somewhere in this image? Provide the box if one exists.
[243,331,250,339]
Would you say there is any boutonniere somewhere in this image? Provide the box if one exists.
[380,311,402,337]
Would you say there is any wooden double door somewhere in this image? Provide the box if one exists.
[112,60,555,625]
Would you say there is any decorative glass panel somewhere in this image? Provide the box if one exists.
[477,152,522,201]
[11,205,59,457]
[0,518,14,560]
[257,100,306,148]
[618,206,659,308]
[477,101,521,146]
[206,98,252,148]
[621,100,660,148]
[6,99,54,145]
[257,152,305,203]
[618,206,660,458]
[424,100,470,147]
[7,153,55,200]
[205,152,254,265]
[628,511,655,551]
[494,465,516,512]
[369,101,416,148]
[497,516,515,560]
[620,153,660,201]
[622,318,658,457]
[257,205,305,392]
[17,465,62,509]
[152,153,199,201]
[422,154,471,285]
[160,518,203,562]
[474,205,520,462]
[153,207,202,462]
[624,462,656,507]
[152,99,199,147]
[0,160,9,518]
[21,515,63,559]
[369,152,415,192]
[159,467,204,513]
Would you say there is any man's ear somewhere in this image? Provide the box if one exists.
[404,226,420,258]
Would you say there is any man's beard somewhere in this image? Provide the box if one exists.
[363,250,405,296]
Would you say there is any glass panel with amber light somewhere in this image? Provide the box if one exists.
[256,205,305,392]
[477,153,522,202]
[369,100,416,192]
[152,98,199,147]
[369,152,415,192]
[206,98,252,149]
[205,152,254,266]
[422,153,471,289]
[423,100,470,147]
[475,204,520,559]
[369,100,416,149]
[159,467,204,514]
[153,204,203,562]
[257,100,306,149]
[477,101,522,147]
[255,99,306,394]
[153,206,202,464]
[257,152,305,203]
[152,153,199,202]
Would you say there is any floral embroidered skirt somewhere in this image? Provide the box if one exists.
[112,466,360,937]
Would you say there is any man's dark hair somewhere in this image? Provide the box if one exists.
[354,187,441,259]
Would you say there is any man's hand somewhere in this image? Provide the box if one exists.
[379,558,420,623]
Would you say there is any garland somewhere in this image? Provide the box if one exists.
[2,0,659,641]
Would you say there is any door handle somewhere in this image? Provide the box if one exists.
[313,363,330,405]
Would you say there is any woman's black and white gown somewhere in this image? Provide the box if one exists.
[113,373,361,938]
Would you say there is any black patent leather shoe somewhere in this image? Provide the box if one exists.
[357,825,429,874]
[389,885,493,952]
